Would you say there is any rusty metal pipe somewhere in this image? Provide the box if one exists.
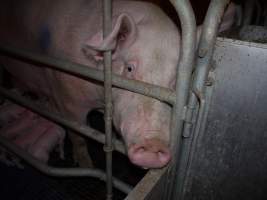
[0,135,132,194]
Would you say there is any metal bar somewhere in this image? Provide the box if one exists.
[164,0,196,199]
[0,87,126,154]
[102,0,113,199]
[0,65,3,104]
[178,0,230,199]
[242,0,255,26]
[0,45,175,104]
[195,0,230,98]
[264,2,267,26]
[0,134,132,194]
[235,4,243,27]
[182,73,214,198]
[125,168,167,200]
[254,0,261,25]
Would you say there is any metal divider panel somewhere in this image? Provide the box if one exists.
[184,38,267,200]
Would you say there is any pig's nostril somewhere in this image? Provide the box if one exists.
[128,140,171,169]
[137,147,146,153]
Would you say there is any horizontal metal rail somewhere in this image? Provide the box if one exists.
[0,65,3,104]
[0,87,126,154]
[0,134,132,194]
[0,44,175,105]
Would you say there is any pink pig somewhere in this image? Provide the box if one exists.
[0,102,65,163]
[0,0,235,168]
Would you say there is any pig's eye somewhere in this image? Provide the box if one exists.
[123,61,137,78]
[125,63,135,73]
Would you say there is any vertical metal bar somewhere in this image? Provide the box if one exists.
[179,0,230,199]
[0,65,4,104]
[182,73,214,199]
[164,0,196,199]
[264,2,267,26]
[254,0,261,25]
[235,4,243,27]
[103,0,113,200]
[242,0,255,26]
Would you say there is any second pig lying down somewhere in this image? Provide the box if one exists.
[0,100,65,164]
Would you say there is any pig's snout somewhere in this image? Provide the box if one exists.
[127,138,171,169]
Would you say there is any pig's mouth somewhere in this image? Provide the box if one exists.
[127,137,171,169]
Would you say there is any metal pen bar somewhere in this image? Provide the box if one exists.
[164,0,196,199]
[125,168,167,200]
[0,87,126,154]
[242,0,255,26]
[103,0,113,199]
[0,135,132,194]
[254,0,262,25]
[0,45,175,105]
[180,0,230,198]
[186,0,231,124]
[0,65,3,104]
[182,75,213,199]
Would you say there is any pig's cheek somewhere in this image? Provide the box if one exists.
[112,114,121,134]
[112,60,125,75]
[112,100,124,132]
[119,116,141,147]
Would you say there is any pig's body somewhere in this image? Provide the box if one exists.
[0,0,235,168]
[0,0,180,168]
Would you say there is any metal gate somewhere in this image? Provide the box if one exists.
[0,0,231,199]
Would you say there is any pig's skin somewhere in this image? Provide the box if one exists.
[28,123,65,162]
[0,102,27,126]
[0,0,235,168]
[0,102,65,163]
[1,110,37,140]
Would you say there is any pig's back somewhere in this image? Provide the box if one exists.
[0,0,101,96]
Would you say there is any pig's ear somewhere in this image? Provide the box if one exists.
[82,13,137,61]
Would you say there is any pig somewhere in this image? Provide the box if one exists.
[0,0,235,169]
[0,101,27,126]
[0,101,65,163]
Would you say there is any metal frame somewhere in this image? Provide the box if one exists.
[0,134,131,194]
[0,0,232,199]
[164,0,196,199]
[165,0,231,200]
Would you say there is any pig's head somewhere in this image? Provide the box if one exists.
[83,2,236,169]
[83,5,180,168]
